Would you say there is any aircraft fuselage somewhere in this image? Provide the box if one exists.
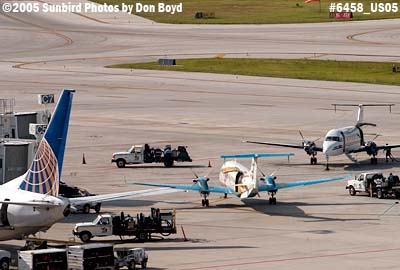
[323,126,362,156]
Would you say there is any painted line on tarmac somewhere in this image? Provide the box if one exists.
[182,246,400,269]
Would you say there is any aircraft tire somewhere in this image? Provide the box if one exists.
[94,203,101,213]
[83,204,90,214]
[205,199,209,207]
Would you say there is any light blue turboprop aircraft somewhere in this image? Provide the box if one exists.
[128,153,349,207]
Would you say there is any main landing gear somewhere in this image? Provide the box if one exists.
[201,193,209,207]
[310,156,317,165]
[268,191,277,205]
[371,156,378,164]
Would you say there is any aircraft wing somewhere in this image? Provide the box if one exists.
[208,186,236,194]
[128,181,236,195]
[259,175,349,192]
[68,188,179,205]
[127,181,200,191]
[377,144,400,150]
[244,140,323,152]
[349,144,400,154]
[0,200,60,207]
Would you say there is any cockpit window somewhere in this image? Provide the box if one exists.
[325,136,340,142]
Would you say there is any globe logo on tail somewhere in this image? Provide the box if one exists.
[19,138,59,196]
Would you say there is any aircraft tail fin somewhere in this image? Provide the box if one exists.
[249,157,258,189]
[16,89,75,196]
[357,104,364,124]
[332,103,394,126]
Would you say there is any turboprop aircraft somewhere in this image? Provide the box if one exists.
[0,89,176,241]
[128,153,348,206]
[245,104,400,170]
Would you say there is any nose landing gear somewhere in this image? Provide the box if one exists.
[310,155,317,165]
[268,191,277,205]
[201,193,209,207]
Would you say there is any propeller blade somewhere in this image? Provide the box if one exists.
[190,168,199,179]
[312,137,321,143]
[258,167,266,177]
[372,134,381,141]
[299,130,305,141]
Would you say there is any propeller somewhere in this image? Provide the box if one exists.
[299,130,320,155]
[258,167,277,182]
[191,168,210,183]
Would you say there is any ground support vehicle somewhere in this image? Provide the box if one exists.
[114,248,148,270]
[112,144,192,168]
[73,208,176,242]
[18,248,67,270]
[59,181,101,214]
[67,243,114,270]
[346,172,400,199]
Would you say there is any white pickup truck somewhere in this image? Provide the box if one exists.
[346,172,400,199]
[112,144,191,168]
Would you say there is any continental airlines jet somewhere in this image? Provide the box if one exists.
[245,104,400,170]
[129,153,348,206]
[0,89,175,241]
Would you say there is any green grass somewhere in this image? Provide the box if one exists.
[108,58,400,85]
[92,0,400,24]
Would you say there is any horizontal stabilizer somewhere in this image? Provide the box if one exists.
[220,153,294,159]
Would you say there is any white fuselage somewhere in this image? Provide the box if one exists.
[219,160,258,198]
[0,176,67,240]
[323,126,362,157]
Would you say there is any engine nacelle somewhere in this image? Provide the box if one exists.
[303,141,317,156]
[365,141,378,156]
[264,176,277,190]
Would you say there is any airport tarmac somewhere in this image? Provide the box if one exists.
[1,5,400,269]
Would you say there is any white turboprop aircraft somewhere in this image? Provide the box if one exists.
[0,89,176,241]
[129,153,348,206]
[245,104,400,170]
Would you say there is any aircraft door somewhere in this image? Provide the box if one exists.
[0,199,10,226]
[235,172,244,193]
[340,131,345,152]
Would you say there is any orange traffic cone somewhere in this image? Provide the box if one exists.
[208,160,212,167]
[82,153,86,164]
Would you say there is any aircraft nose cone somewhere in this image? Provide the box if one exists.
[323,142,333,154]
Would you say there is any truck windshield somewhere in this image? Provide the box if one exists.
[93,216,102,224]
